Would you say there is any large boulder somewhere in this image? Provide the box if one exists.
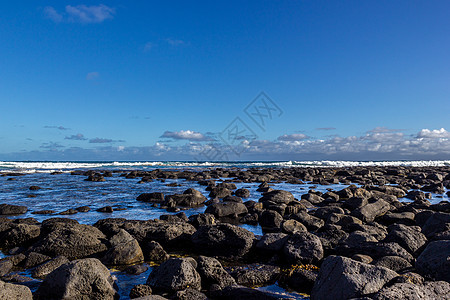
[416,240,450,282]
[311,256,398,300]
[373,281,450,300]
[34,258,118,300]
[146,258,201,293]
[0,279,32,299]
[32,256,70,278]
[102,229,144,265]
[192,224,255,258]
[137,192,165,203]
[32,223,107,260]
[283,232,323,264]
[165,189,207,207]
[196,256,236,288]
[205,202,248,218]
[0,204,27,215]
[227,263,281,287]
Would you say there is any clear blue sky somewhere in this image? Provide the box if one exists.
[1,1,449,161]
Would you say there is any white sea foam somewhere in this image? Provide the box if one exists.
[0,160,449,173]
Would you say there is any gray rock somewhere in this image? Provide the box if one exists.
[0,204,27,215]
[130,284,152,299]
[373,256,412,272]
[145,240,169,262]
[205,202,248,218]
[32,223,107,260]
[384,224,427,255]
[260,190,295,205]
[197,256,236,288]
[146,258,201,293]
[373,281,450,300]
[227,263,280,286]
[23,252,51,269]
[256,233,288,252]
[35,258,118,300]
[0,259,13,276]
[32,256,70,278]
[102,229,144,265]
[192,224,255,258]
[416,240,450,281]
[0,224,40,249]
[259,210,283,230]
[352,199,391,222]
[311,255,398,300]
[283,232,323,264]
[0,279,33,299]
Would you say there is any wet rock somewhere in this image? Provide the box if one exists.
[283,232,323,265]
[405,190,428,201]
[125,264,149,275]
[32,223,107,260]
[102,229,144,265]
[59,208,78,215]
[0,204,27,215]
[421,182,445,194]
[32,210,55,215]
[97,206,114,213]
[35,258,118,300]
[373,256,412,272]
[205,202,248,218]
[32,256,70,278]
[384,224,427,255]
[145,240,169,262]
[373,281,450,300]
[76,206,91,212]
[235,188,250,198]
[223,195,243,203]
[0,279,32,299]
[130,284,152,299]
[351,199,391,222]
[137,192,165,203]
[227,263,280,286]
[23,252,51,269]
[311,255,398,300]
[29,186,41,190]
[416,240,450,281]
[192,224,255,258]
[146,258,201,293]
[197,256,236,288]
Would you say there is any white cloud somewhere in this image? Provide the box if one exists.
[89,137,125,143]
[417,128,450,139]
[65,133,87,140]
[277,133,309,141]
[160,130,212,141]
[44,125,70,130]
[44,5,115,24]
[143,42,154,52]
[86,72,99,80]
[166,38,185,46]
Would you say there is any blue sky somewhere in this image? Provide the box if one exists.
[0,1,449,161]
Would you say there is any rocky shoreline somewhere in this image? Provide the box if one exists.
[1,166,449,299]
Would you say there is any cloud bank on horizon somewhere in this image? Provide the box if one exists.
[2,127,449,161]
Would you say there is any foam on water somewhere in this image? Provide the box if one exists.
[1,160,450,173]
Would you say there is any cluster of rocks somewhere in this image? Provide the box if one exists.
[0,166,449,299]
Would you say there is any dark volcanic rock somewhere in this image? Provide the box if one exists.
[205,202,248,218]
[260,190,295,204]
[235,188,250,198]
[290,212,324,231]
[227,263,281,287]
[373,256,412,272]
[256,232,289,253]
[32,256,70,278]
[137,192,165,203]
[197,256,236,288]
[145,240,169,262]
[416,240,450,282]
[311,255,398,300]
[0,223,41,249]
[32,223,107,260]
[283,232,323,265]
[0,204,27,215]
[102,229,144,265]
[35,258,118,300]
[384,224,427,255]
[351,199,391,222]
[23,252,51,269]
[129,284,152,299]
[259,210,283,230]
[146,258,201,293]
[192,224,255,258]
